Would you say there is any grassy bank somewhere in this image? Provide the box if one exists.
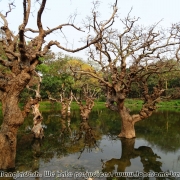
[39,101,106,111]
[125,99,180,108]
[39,99,180,111]
[0,99,180,112]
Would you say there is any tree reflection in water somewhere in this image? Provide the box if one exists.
[73,119,98,159]
[31,139,42,172]
[59,115,72,141]
[102,138,165,180]
[21,115,99,174]
[14,109,180,179]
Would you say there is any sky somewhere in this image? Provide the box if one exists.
[0,0,180,59]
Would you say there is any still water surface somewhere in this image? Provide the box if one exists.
[3,108,180,179]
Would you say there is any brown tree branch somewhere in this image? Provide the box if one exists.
[18,1,31,61]
[23,0,31,26]
[24,28,39,33]
[0,13,8,26]
[72,84,96,120]
[37,0,46,33]
[0,58,12,67]
[45,23,84,35]
[41,37,103,55]
[0,13,14,45]
[22,97,39,118]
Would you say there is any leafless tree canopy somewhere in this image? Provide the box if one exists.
[73,84,97,120]
[72,13,180,138]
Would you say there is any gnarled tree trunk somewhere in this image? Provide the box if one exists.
[31,103,44,139]
[0,72,30,169]
[27,74,44,139]
[117,100,155,138]
[118,106,136,138]
[73,86,95,121]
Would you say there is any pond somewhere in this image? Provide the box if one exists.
[1,107,180,180]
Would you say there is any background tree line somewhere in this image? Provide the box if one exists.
[19,50,103,102]
[18,50,180,102]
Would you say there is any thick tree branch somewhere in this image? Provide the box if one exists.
[22,97,39,118]
[18,1,31,62]
[0,58,12,67]
[23,0,31,26]
[37,0,46,33]
[41,37,103,55]
[24,28,39,33]
[72,86,96,120]
[0,13,14,45]
[0,13,8,27]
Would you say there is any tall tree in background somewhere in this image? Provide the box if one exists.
[72,14,180,138]
[0,0,118,169]
[37,53,74,99]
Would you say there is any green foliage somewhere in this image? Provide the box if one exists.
[40,75,63,99]
[127,59,180,99]
[19,88,31,104]
[36,52,101,100]
[36,63,50,74]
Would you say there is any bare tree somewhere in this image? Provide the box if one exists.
[72,14,180,138]
[72,85,97,158]
[47,90,73,139]
[73,84,97,120]
[74,119,97,160]
[47,90,73,117]
[0,0,118,169]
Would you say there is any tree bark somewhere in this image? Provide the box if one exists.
[31,103,44,139]
[117,103,143,139]
[117,106,136,138]
[0,72,30,169]
[118,120,136,139]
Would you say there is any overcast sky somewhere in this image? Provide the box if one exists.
[0,0,180,59]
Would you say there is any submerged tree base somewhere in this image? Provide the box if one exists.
[118,112,136,139]
[0,133,16,170]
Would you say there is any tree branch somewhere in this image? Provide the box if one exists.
[37,0,46,33]
[41,36,102,55]
[0,58,12,67]
[45,23,84,36]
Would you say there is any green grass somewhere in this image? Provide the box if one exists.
[1,99,180,112]
[40,99,180,109]
[125,99,143,106]
[125,99,180,108]
[39,101,106,111]
[158,99,180,107]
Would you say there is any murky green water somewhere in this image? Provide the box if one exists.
[1,108,180,180]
